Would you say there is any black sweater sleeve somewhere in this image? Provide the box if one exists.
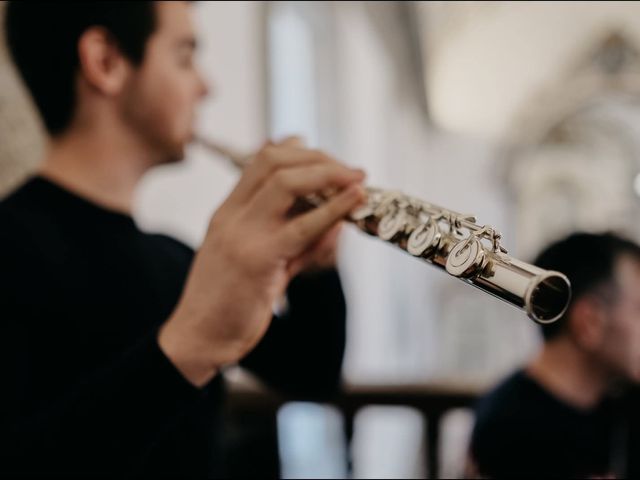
[240,268,347,399]
[0,216,209,475]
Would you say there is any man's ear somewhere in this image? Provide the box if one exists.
[569,296,606,351]
[77,27,131,96]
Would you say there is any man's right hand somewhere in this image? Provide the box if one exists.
[158,143,366,386]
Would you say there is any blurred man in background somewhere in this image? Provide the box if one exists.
[0,1,365,476]
[469,232,640,478]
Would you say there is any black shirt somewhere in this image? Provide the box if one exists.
[0,176,346,477]
[470,369,618,478]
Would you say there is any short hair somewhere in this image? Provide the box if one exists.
[534,232,640,341]
[5,1,156,136]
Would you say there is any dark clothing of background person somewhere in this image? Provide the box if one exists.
[470,369,621,478]
[0,176,346,476]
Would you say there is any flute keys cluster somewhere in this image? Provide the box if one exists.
[349,188,491,279]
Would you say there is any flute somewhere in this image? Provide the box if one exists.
[196,136,571,325]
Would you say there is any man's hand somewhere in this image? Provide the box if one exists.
[273,136,342,273]
[158,142,366,386]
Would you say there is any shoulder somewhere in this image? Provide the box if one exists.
[0,181,69,268]
[0,179,75,287]
[471,369,548,447]
[469,369,551,474]
[0,198,37,252]
[0,177,62,245]
[0,176,44,215]
[0,200,54,318]
[474,370,536,421]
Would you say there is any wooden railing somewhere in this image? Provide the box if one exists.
[226,374,482,478]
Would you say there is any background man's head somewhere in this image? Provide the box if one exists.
[5,1,208,162]
[535,232,640,381]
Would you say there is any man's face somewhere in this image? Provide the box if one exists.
[120,1,208,163]
[596,255,640,382]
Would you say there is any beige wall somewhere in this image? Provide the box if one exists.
[424,1,640,140]
[0,2,44,197]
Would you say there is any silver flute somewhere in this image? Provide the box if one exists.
[196,137,571,325]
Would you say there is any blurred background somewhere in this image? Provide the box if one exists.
[4,1,640,478]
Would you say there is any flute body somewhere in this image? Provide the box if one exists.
[197,137,571,325]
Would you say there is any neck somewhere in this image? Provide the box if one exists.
[527,338,610,410]
[39,123,157,215]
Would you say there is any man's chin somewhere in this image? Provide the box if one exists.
[162,153,185,165]
[167,147,186,164]
[155,141,187,165]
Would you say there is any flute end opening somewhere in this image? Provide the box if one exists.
[529,273,572,325]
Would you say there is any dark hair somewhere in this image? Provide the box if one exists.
[5,1,156,136]
[534,232,640,341]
